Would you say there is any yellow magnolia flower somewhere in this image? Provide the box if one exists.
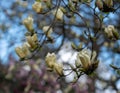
[77,49,91,69]
[26,34,38,51]
[105,25,119,39]
[104,0,113,8]
[76,49,99,75]
[95,0,114,12]
[22,43,31,57]
[26,36,36,49]
[15,43,31,59]
[53,8,63,21]
[15,47,26,59]
[45,53,56,68]
[95,0,103,10]
[32,34,38,43]
[45,53,64,76]
[32,1,43,13]
[54,63,64,76]
[23,16,34,32]
[42,26,53,38]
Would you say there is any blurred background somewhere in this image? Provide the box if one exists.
[0,0,120,93]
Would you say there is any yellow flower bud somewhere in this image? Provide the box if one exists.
[32,1,43,13]
[71,42,77,50]
[26,36,34,48]
[105,25,119,40]
[23,16,34,32]
[75,59,81,68]
[60,7,66,14]
[53,8,63,21]
[76,49,99,75]
[45,53,56,68]
[78,54,90,69]
[42,26,53,37]
[91,51,97,62]
[15,47,26,59]
[22,43,31,57]
[32,34,38,42]
[96,0,114,12]
[54,63,63,76]
[95,0,103,11]
[78,43,83,49]
[26,35,38,51]
[104,0,113,8]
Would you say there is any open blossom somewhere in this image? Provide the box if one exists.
[32,1,42,13]
[76,49,91,69]
[75,49,99,74]
[23,16,34,32]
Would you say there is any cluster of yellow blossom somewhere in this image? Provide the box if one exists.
[32,0,52,13]
[15,0,103,79]
[45,53,64,76]
[15,43,31,59]
[15,34,38,60]
[15,16,38,60]
[32,1,63,21]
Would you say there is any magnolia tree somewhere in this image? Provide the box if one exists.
[15,0,120,79]
[0,0,120,92]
